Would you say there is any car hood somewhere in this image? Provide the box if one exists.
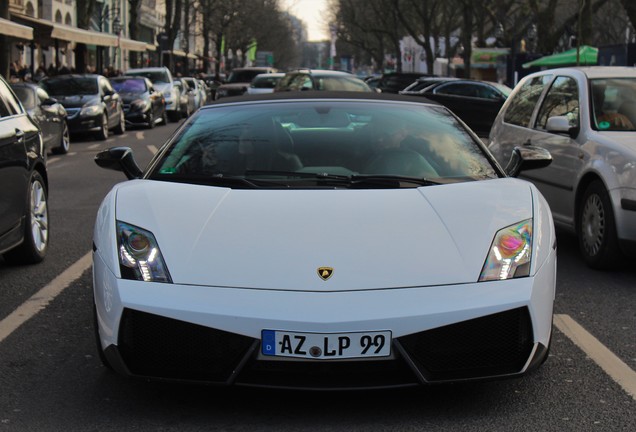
[55,95,99,108]
[108,178,534,290]
[119,93,146,104]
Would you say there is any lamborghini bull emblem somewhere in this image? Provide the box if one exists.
[317,267,334,281]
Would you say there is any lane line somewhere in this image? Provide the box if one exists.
[0,252,92,344]
[147,144,158,154]
[88,144,100,150]
[555,314,636,400]
[135,131,145,140]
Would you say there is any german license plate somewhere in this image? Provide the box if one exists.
[261,330,391,359]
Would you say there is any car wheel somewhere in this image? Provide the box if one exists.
[146,111,155,129]
[93,304,113,371]
[160,109,168,125]
[52,120,70,155]
[96,114,109,140]
[3,171,49,265]
[577,180,622,269]
[168,110,181,122]
[114,110,126,135]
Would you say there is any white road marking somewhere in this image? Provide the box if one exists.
[47,158,60,165]
[135,131,145,140]
[147,144,158,154]
[1,257,635,404]
[88,144,100,150]
[555,314,636,400]
[0,252,92,344]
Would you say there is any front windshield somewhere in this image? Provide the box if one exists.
[315,76,372,92]
[111,79,147,94]
[127,70,170,84]
[227,70,265,83]
[591,78,636,131]
[149,100,498,188]
[41,77,98,96]
[12,87,35,109]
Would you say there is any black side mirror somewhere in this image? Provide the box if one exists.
[505,145,552,177]
[40,97,58,106]
[95,147,143,180]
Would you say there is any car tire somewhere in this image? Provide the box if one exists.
[52,120,70,155]
[113,110,126,135]
[168,110,181,122]
[577,180,623,269]
[146,111,155,129]
[160,109,168,125]
[93,304,114,371]
[3,171,48,265]
[96,114,109,140]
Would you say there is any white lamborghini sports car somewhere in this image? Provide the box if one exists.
[92,92,557,389]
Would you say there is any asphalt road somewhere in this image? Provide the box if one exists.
[0,120,634,431]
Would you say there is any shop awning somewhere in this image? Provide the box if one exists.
[119,38,149,52]
[145,44,157,52]
[168,49,199,60]
[11,14,118,47]
[0,17,33,40]
[522,45,598,68]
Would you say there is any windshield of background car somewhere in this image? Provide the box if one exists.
[149,100,499,188]
[252,76,282,88]
[41,77,98,96]
[590,78,636,131]
[227,70,264,83]
[111,79,147,94]
[126,70,170,83]
[315,76,373,92]
[11,87,35,109]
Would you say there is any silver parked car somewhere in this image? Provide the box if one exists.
[488,66,636,269]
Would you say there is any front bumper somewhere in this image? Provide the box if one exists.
[93,249,556,389]
[67,111,103,133]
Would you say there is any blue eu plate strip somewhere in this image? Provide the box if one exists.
[261,330,276,355]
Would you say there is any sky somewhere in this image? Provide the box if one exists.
[281,0,330,41]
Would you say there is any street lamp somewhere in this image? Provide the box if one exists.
[96,3,121,75]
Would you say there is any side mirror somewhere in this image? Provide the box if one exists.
[546,115,578,138]
[40,97,58,106]
[505,145,552,177]
[95,147,143,180]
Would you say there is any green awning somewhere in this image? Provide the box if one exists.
[522,45,598,68]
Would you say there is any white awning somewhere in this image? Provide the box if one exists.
[119,38,148,52]
[168,49,198,60]
[11,14,118,47]
[0,17,33,40]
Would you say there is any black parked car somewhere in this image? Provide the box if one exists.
[376,72,432,93]
[401,78,512,136]
[40,74,125,140]
[109,76,166,129]
[11,82,70,154]
[0,75,49,264]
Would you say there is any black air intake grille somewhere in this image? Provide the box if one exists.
[398,307,534,381]
[118,309,254,383]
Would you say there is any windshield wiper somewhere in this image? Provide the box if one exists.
[348,174,441,188]
[244,171,440,188]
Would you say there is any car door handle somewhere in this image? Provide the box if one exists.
[15,129,25,143]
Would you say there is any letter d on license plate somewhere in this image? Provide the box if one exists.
[261,330,391,359]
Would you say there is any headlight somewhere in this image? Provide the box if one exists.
[131,99,150,111]
[117,221,172,283]
[80,104,101,116]
[479,219,532,281]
